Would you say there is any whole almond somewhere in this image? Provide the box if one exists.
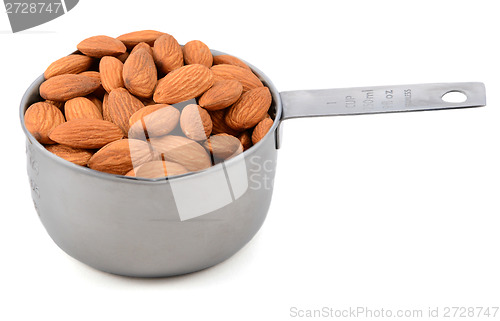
[40,74,101,101]
[211,64,263,92]
[204,134,243,160]
[123,48,157,98]
[99,56,124,93]
[86,95,103,114]
[45,144,93,166]
[237,131,253,151]
[64,97,103,121]
[180,104,212,141]
[198,80,243,110]
[213,54,251,70]
[127,160,188,178]
[152,34,184,73]
[128,104,180,138]
[153,64,214,104]
[149,135,211,172]
[49,119,124,149]
[225,87,272,130]
[77,35,126,58]
[44,54,93,79]
[252,117,273,144]
[183,40,213,68]
[130,42,153,57]
[209,109,241,136]
[108,88,145,135]
[24,102,65,144]
[102,93,111,121]
[88,139,156,175]
[117,30,165,48]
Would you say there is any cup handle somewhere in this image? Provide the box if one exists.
[276,82,486,148]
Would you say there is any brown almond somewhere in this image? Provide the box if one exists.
[204,134,243,160]
[198,80,243,110]
[45,144,93,166]
[130,42,153,57]
[102,93,111,121]
[45,100,64,109]
[128,104,180,138]
[86,95,103,114]
[213,54,251,70]
[237,131,253,151]
[24,102,65,144]
[117,30,165,48]
[116,51,130,63]
[183,40,213,68]
[209,109,241,136]
[149,135,211,172]
[65,97,103,121]
[153,64,214,104]
[225,87,272,130]
[40,74,101,101]
[123,48,157,98]
[152,34,184,73]
[108,88,145,135]
[79,71,106,98]
[128,160,188,178]
[44,54,93,79]
[180,104,212,141]
[49,119,124,149]
[77,35,126,58]
[99,56,124,93]
[88,139,156,175]
[252,118,273,144]
[211,64,263,92]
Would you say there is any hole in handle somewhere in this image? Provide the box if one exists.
[442,91,468,103]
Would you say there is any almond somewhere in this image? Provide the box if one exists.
[252,117,273,144]
[24,102,65,144]
[127,160,188,178]
[198,80,243,110]
[108,88,145,135]
[204,134,243,160]
[180,104,212,141]
[116,51,130,63]
[45,100,64,109]
[152,34,184,73]
[86,95,103,114]
[99,56,124,93]
[237,131,253,151]
[209,109,241,136]
[123,48,157,98]
[213,54,251,70]
[45,144,93,166]
[153,64,214,104]
[183,40,213,68]
[102,93,111,121]
[130,42,153,57]
[77,35,126,58]
[88,139,156,175]
[40,74,101,101]
[211,64,263,92]
[49,119,124,149]
[128,104,180,138]
[225,87,272,130]
[79,71,106,97]
[117,30,165,48]
[149,135,211,172]
[44,54,94,79]
[64,97,103,121]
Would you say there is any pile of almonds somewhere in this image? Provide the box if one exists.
[24,30,274,179]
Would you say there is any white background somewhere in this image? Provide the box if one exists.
[1,0,499,320]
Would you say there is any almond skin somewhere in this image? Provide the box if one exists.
[86,95,103,114]
[99,56,124,93]
[79,71,106,98]
[45,100,64,109]
[108,88,145,135]
[128,104,180,138]
[237,131,253,151]
[211,64,263,92]
[252,117,273,144]
[44,54,94,79]
[225,87,272,130]
[130,42,153,57]
[45,144,93,166]
[153,64,214,104]
[102,93,111,121]
[40,74,101,101]
[183,40,213,68]
[49,119,124,149]
[204,134,243,160]
[24,102,65,144]
[117,30,165,48]
[152,34,184,73]
[209,109,241,136]
[149,135,211,172]
[116,52,130,63]
[180,104,212,141]
[198,80,243,110]
[127,160,188,178]
[64,97,103,121]
[213,54,251,70]
[88,139,156,175]
[123,48,157,98]
[77,35,126,58]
